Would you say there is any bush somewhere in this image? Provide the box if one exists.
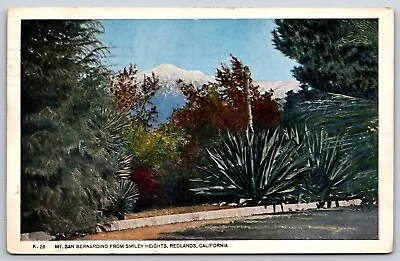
[283,90,378,204]
[130,166,161,210]
[190,127,310,206]
[104,179,140,220]
[20,19,141,233]
[301,128,360,207]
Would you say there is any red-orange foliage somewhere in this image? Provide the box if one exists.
[171,55,281,134]
[110,64,160,127]
[130,166,161,209]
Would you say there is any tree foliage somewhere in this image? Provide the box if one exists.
[272,19,378,100]
[110,64,160,128]
[125,124,187,168]
[21,20,108,116]
[21,20,136,234]
[171,55,281,136]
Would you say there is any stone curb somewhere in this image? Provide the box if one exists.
[108,199,362,232]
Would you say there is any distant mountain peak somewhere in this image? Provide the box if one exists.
[137,63,301,99]
[136,63,301,124]
[152,63,182,71]
[139,64,214,83]
[254,80,301,99]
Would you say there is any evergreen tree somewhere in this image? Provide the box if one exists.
[21,20,136,235]
[273,19,379,201]
[272,19,378,100]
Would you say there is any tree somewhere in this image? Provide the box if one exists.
[272,19,378,199]
[171,55,281,136]
[21,20,108,116]
[274,19,379,202]
[170,55,281,173]
[272,19,378,100]
[109,65,192,209]
[21,20,137,234]
[109,64,160,128]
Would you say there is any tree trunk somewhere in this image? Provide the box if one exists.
[317,200,326,209]
[243,66,253,132]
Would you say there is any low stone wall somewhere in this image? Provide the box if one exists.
[20,199,363,240]
[108,199,362,232]
[20,231,56,241]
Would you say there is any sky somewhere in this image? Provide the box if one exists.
[100,19,298,81]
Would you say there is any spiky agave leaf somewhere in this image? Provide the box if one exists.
[284,90,378,200]
[116,153,133,179]
[302,128,360,202]
[191,127,310,204]
[107,179,140,219]
[86,107,131,159]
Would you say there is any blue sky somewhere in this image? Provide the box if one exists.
[100,19,297,81]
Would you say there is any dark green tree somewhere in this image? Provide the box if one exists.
[21,20,137,235]
[272,19,378,100]
[274,19,379,202]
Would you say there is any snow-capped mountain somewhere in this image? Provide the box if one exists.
[137,64,301,123]
[255,80,301,99]
[137,64,214,96]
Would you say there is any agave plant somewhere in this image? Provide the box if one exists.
[284,90,378,201]
[302,128,361,207]
[105,179,140,220]
[116,153,134,179]
[85,107,140,218]
[86,107,131,158]
[190,127,311,206]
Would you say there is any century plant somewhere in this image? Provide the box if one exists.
[89,107,140,219]
[301,128,361,207]
[105,179,140,220]
[284,90,378,202]
[190,127,311,206]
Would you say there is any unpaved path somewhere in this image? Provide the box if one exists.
[84,206,377,240]
[84,218,237,240]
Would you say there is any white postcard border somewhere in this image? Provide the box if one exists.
[7,7,394,254]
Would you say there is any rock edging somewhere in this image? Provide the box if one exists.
[107,199,362,232]
[20,199,363,240]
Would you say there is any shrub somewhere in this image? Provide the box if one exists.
[130,166,161,210]
[104,179,140,220]
[283,90,378,203]
[190,127,310,206]
[301,128,362,207]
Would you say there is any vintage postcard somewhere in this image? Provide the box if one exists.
[7,7,394,254]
